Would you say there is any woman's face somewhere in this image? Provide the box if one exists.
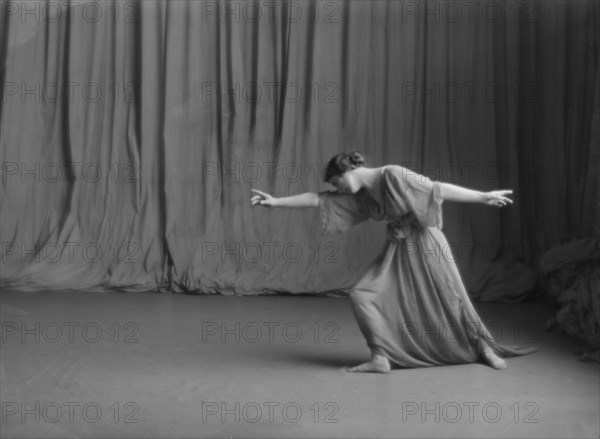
[330,170,360,193]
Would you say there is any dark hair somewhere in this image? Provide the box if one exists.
[324,151,366,183]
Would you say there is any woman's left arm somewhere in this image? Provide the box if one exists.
[438,182,513,207]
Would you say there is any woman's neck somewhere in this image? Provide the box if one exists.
[354,166,384,191]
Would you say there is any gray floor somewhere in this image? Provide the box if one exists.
[1,289,598,438]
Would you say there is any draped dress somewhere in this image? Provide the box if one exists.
[318,165,537,367]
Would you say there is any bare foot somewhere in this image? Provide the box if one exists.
[346,354,391,373]
[479,341,507,370]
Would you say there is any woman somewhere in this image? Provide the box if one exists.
[250,152,537,373]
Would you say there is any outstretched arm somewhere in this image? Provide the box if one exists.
[250,189,319,208]
[438,182,513,207]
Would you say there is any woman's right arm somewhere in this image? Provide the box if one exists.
[251,189,319,208]
[438,183,513,207]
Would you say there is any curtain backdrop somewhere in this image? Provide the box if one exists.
[1,0,598,298]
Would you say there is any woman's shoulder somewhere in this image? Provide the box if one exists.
[381,164,419,181]
[381,165,433,190]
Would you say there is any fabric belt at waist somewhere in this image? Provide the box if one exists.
[386,214,420,241]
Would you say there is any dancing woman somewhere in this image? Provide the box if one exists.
[250,152,537,373]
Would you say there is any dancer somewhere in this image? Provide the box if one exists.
[250,152,537,373]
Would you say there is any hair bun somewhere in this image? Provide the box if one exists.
[324,151,366,182]
[348,152,366,167]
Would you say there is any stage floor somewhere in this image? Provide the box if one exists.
[1,289,598,438]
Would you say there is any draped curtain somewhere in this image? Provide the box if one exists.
[1,0,598,297]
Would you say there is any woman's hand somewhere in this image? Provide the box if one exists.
[251,189,277,207]
[481,189,514,207]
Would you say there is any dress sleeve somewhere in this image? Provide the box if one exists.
[382,166,444,228]
[317,190,372,234]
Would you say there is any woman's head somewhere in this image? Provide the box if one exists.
[324,151,366,193]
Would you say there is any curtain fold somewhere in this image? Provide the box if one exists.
[1,0,598,297]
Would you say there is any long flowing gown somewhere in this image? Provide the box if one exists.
[318,165,537,367]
